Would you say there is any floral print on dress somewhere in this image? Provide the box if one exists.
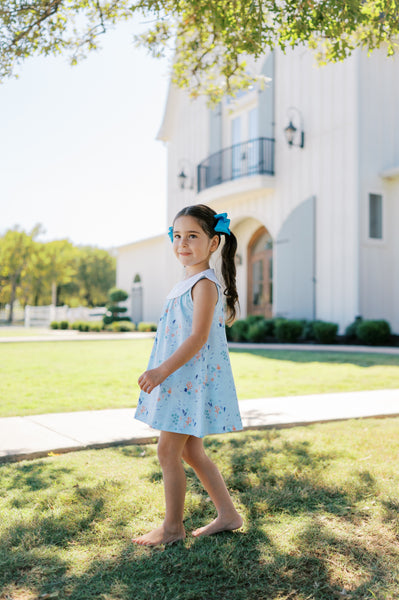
[135,270,242,438]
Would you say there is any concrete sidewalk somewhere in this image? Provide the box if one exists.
[1,388,399,462]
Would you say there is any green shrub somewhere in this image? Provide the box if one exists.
[275,319,303,343]
[345,316,363,340]
[356,320,391,345]
[59,320,69,330]
[247,320,269,343]
[302,320,316,341]
[107,321,136,332]
[88,321,103,332]
[71,321,91,332]
[107,305,128,314]
[245,315,266,326]
[264,319,276,338]
[313,321,338,344]
[107,288,129,303]
[50,321,59,329]
[137,322,157,332]
[228,319,249,342]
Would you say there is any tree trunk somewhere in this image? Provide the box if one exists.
[7,280,17,323]
[51,280,57,305]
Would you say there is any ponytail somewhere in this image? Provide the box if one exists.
[221,231,238,324]
[173,204,239,324]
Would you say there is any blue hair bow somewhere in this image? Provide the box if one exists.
[168,226,174,242]
[214,213,231,236]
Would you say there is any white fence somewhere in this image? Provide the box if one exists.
[0,304,25,323]
[24,305,107,327]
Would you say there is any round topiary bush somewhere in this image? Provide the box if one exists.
[275,319,303,343]
[247,320,268,343]
[356,320,391,345]
[228,319,249,342]
[59,320,69,330]
[50,321,59,329]
[313,321,338,344]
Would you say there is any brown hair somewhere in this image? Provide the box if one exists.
[173,204,239,323]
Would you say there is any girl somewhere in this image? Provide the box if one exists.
[133,204,243,547]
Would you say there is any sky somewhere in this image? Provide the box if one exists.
[0,17,170,249]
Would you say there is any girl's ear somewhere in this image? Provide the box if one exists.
[210,235,220,253]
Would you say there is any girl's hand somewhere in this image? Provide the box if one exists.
[138,367,167,394]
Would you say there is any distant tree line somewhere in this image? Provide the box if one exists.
[0,225,116,322]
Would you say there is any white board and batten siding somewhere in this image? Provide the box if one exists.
[358,49,399,333]
[116,234,169,324]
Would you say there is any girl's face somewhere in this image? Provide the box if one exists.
[172,215,219,275]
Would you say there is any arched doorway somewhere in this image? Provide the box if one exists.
[247,226,273,317]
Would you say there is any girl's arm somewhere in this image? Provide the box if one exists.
[138,278,218,394]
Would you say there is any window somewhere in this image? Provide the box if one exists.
[369,194,383,240]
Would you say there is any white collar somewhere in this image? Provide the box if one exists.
[166,269,221,299]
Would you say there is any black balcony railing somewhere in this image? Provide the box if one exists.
[197,137,275,193]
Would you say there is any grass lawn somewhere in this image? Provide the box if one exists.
[0,418,398,599]
[1,340,399,417]
[0,327,54,337]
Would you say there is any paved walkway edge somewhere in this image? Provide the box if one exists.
[1,389,399,463]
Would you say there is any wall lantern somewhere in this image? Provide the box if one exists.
[178,169,188,189]
[177,160,194,190]
[284,107,305,148]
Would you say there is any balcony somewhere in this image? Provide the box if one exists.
[197,137,275,193]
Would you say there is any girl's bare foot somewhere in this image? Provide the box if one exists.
[132,524,186,547]
[192,513,243,538]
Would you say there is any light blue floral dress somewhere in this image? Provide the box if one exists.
[135,269,243,438]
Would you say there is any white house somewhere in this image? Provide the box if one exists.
[117,46,399,334]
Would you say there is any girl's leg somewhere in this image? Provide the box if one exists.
[132,431,190,546]
[182,436,243,537]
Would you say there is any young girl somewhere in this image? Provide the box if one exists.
[132,204,243,547]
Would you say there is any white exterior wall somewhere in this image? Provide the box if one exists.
[273,49,360,330]
[117,46,399,334]
[358,50,399,333]
[194,48,361,331]
[164,91,210,226]
[116,235,169,323]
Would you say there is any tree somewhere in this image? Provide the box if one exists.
[74,246,116,307]
[41,240,78,305]
[0,225,40,322]
[0,227,117,318]
[0,1,398,100]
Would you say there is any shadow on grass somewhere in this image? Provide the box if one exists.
[229,348,399,367]
[0,433,398,600]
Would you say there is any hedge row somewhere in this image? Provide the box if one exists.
[51,315,392,345]
[226,315,393,346]
[50,320,157,333]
